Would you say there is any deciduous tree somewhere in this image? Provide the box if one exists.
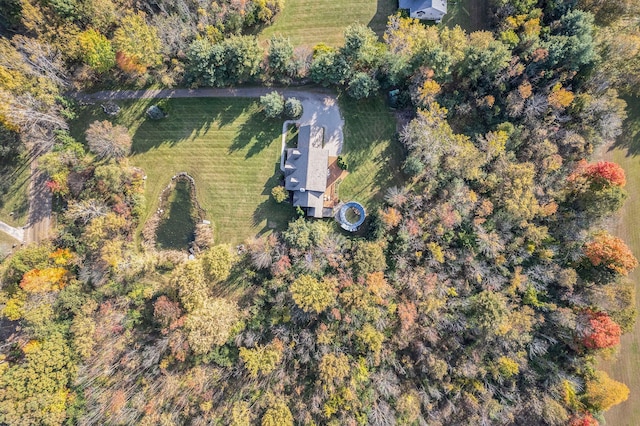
[584,231,638,276]
[85,120,131,160]
[290,275,336,314]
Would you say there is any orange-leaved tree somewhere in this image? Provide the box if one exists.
[582,310,622,349]
[19,267,68,293]
[584,231,638,276]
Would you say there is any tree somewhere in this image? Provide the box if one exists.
[0,332,75,426]
[584,231,638,276]
[85,120,131,160]
[261,401,293,426]
[347,72,379,99]
[341,23,383,71]
[260,91,285,118]
[319,353,350,391]
[186,36,262,87]
[185,297,241,354]
[267,35,295,82]
[310,48,350,86]
[78,29,115,72]
[112,12,162,73]
[585,370,630,411]
[271,185,288,203]
[201,245,234,282]
[582,310,622,349]
[173,261,208,312]
[352,241,386,276]
[239,340,283,377]
[19,267,67,293]
[290,275,337,313]
[284,97,303,119]
[585,161,626,187]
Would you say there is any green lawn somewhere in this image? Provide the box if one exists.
[441,0,490,32]
[0,158,30,227]
[0,231,19,260]
[73,98,295,246]
[259,0,397,48]
[599,97,640,425]
[339,96,404,207]
[71,95,402,246]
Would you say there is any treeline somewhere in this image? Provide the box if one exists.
[2,0,640,425]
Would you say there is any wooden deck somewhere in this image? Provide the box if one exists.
[324,156,348,208]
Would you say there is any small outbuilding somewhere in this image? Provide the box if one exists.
[400,0,447,21]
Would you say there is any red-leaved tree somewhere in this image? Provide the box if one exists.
[583,310,622,349]
[569,412,598,426]
[585,161,626,187]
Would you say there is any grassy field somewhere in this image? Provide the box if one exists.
[73,98,295,246]
[599,97,640,425]
[442,0,489,32]
[0,159,30,227]
[259,0,396,47]
[338,96,404,206]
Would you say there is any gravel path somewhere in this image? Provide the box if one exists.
[0,221,23,242]
[24,158,51,244]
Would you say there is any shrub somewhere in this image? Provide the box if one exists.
[284,97,303,119]
[347,72,380,99]
[146,105,165,120]
[337,155,348,170]
[260,91,285,118]
[403,155,424,177]
[271,186,288,203]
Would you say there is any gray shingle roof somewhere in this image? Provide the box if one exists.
[399,0,447,15]
[284,125,329,193]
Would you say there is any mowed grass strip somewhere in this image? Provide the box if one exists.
[600,96,640,426]
[74,98,294,246]
[338,96,404,207]
[259,0,396,47]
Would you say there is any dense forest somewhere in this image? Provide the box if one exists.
[2,0,640,424]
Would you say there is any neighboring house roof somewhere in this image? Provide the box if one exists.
[284,125,330,218]
[399,0,447,20]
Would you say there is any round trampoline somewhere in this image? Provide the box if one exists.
[338,202,366,232]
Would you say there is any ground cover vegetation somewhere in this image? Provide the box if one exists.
[3,0,640,425]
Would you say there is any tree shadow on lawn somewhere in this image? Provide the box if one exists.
[155,180,197,250]
[229,113,281,159]
[613,96,640,157]
[368,0,398,38]
[130,100,253,154]
[69,98,250,155]
[252,163,296,235]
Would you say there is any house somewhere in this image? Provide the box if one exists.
[283,125,346,218]
[399,0,447,21]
